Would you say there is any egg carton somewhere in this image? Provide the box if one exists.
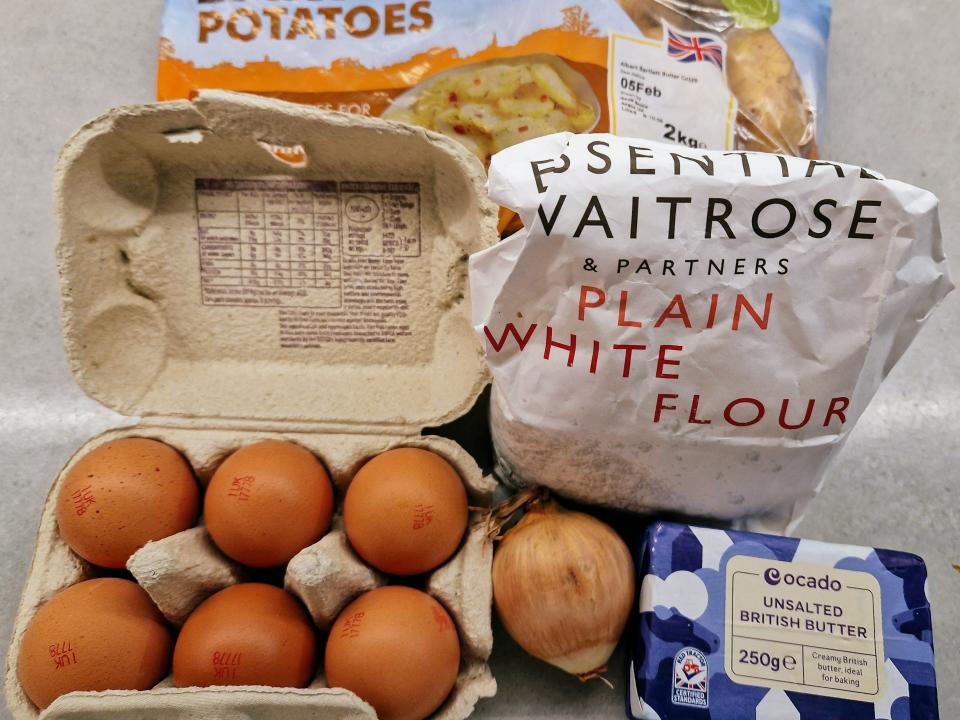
[6,429,496,720]
[5,93,501,720]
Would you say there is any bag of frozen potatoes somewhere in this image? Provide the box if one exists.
[157,0,829,162]
[470,133,952,530]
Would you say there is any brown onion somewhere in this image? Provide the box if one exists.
[490,489,635,681]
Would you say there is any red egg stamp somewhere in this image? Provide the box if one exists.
[340,611,365,639]
[412,503,435,530]
[71,486,95,516]
[49,640,78,670]
[227,476,255,501]
[212,650,242,681]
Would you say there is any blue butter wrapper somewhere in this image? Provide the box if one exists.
[628,521,938,719]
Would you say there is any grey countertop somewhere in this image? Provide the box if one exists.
[1,1,957,718]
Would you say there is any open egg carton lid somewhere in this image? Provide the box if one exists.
[55,91,499,430]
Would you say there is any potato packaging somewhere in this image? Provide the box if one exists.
[157,0,831,167]
[629,521,939,719]
[470,133,953,531]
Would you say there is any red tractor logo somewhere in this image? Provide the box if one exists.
[682,659,702,679]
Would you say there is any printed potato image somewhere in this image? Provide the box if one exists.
[725,28,814,155]
[618,0,815,155]
[384,56,600,165]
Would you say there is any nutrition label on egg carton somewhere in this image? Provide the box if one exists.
[196,178,421,308]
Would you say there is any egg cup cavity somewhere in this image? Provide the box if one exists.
[59,132,160,235]
[431,660,498,720]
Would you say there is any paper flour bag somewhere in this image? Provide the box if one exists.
[470,133,952,530]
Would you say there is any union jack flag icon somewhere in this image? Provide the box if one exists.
[666,28,725,71]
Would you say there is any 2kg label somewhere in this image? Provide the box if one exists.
[663,123,704,148]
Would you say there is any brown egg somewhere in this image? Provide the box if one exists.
[204,441,334,568]
[17,578,172,709]
[326,586,460,720]
[344,448,468,575]
[173,583,316,688]
[55,438,199,568]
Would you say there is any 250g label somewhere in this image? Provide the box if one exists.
[729,636,805,685]
[738,647,797,673]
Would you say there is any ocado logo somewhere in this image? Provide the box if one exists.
[763,567,841,591]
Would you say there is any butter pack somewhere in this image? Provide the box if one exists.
[629,521,938,719]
